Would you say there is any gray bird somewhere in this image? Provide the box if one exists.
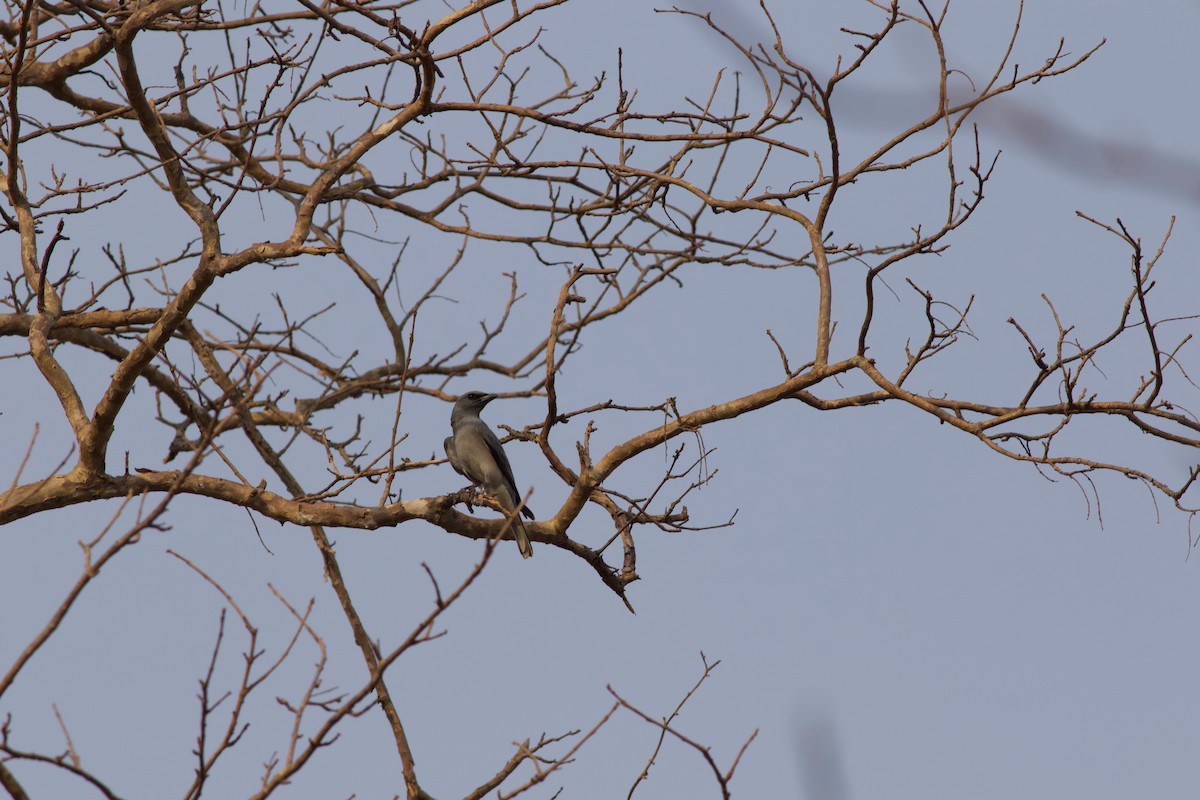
[444,391,535,558]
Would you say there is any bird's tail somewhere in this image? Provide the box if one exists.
[492,484,535,561]
[513,518,533,559]
[497,485,534,558]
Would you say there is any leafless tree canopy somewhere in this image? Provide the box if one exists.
[1,1,1196,797]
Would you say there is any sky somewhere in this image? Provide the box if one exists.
[3,1,1200,799]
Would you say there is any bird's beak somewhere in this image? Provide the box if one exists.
[480,393,498,405]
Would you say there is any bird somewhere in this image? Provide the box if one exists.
[444,391,535,558]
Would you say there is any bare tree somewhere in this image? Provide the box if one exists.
[1,1,1195,798]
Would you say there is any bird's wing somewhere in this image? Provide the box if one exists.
[479,425,521,498]
[454,419,535,518]
[444,434,465,479]
[476,423,535,518]
[487,433,535,518]
[444,435,466,478]
[450,421,502,488]
[486,433,536,524]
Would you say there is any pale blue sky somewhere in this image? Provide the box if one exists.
[3,2,1199,798]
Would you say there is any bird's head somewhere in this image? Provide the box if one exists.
[451,390,498,420]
